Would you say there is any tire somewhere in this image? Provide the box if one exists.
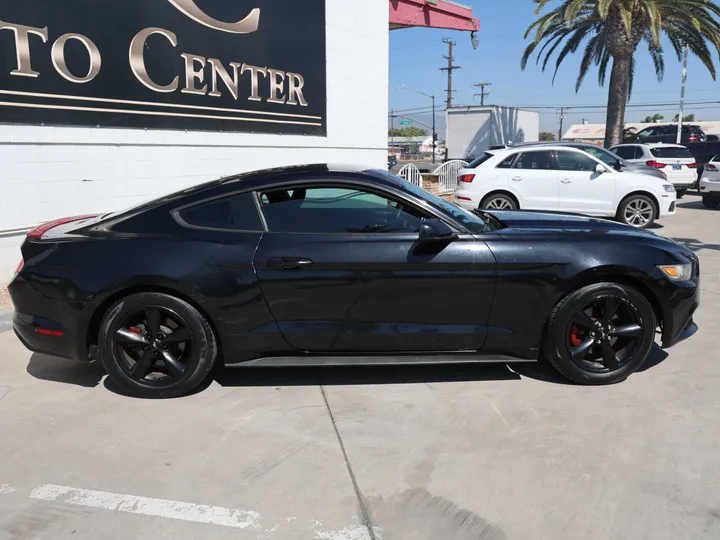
[676,188,687,199]
[702,194,720,209]
[481,193,517,211]
[616,194,657,228]
[543,283,656,385]
[99,292,217,398]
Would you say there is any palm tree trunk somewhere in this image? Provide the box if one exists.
[604,55,632,147]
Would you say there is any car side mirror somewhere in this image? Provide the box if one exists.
[419,218,457,241]
[595,164,607,174]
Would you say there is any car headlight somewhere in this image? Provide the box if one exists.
[659,263,692,281]
[663,184,675,192]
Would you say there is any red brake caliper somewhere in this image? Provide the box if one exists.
[129,326,142,335]
[570,324,583,346]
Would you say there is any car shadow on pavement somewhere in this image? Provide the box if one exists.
[677,199,712,210]
[27,353,106,388]
[214,363,521,388]
[671,237,720,253]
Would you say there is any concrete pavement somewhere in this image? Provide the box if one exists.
[0,195,719,539]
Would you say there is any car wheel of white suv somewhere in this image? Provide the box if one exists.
[481,193,517,210]
[616,195,657,229]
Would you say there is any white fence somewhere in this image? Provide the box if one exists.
[434,160,468,194]
[397,163,423,188]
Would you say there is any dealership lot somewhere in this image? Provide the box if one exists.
[1,198,719,540]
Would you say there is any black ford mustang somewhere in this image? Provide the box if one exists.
[9,165,699,398]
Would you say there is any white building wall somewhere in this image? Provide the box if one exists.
[0,0,389,282]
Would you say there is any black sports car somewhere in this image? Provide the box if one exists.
[9,165,699,398]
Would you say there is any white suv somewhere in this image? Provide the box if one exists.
[700,154,720,209]
[454,146,677,229]
[609,143,697,197]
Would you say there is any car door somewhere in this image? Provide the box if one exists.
[252,181,497,353]
[508,150,559,210]
[555,149,616,215]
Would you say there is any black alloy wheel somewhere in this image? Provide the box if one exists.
[114,306,192,385]
[544,283,656,385]
[99,292,217,398]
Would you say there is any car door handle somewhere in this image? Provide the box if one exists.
[267,257,313,270]
[561,179,572,184]
[511,176,523,182]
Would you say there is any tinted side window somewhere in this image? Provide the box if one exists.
[178,193,263,231]
[260,186,429,234]
[650,147,694,159]
[513,151,554,170]
[496,154,517,168]
[468,153,493,168]
[633,146,644,159]
[555,151,599,172]
[638,128,655,138]
[611,146,634,160]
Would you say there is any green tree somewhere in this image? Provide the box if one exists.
[539,131,557,141]
[522,0,720,147]
[388,127,428,138]
[673,113,696,122]
[642,113,664,123]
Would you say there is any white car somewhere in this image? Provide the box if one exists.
[454,146,677,229]
[700,154,720,209]
[609,143,697,196]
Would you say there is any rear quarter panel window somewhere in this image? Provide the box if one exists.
[178,193,263,231]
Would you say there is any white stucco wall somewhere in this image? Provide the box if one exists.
[0,0,389,282]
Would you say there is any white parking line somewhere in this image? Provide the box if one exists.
[30,484,260,529]
[0,484,15,493]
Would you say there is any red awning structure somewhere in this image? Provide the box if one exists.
[389,0,479,32]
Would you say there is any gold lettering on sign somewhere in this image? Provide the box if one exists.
[266,68,286,104]
[129,28,179,93]
[286,73,308,106]
[0,20,48,78]
[51,33,102,83]
[241,64,267,102]
[181,53,207,95]
[207,58,242,100]
[166,0,260,34]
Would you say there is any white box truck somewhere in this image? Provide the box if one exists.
[446,106,540,161]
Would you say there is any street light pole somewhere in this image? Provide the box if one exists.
[397,85,436,164]
[677,45,689,145]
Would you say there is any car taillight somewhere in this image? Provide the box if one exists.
[14,260,24,276]
[688,136,699,142]
[646,160,666,169]
[688,162,698,169]
[27,214,100,239]
[458,174,475,183]
[707,163,718,171]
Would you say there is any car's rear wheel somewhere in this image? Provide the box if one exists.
[481,193,517,210]
[543,283,656,385]
[99,292,217,398]
[702,194,720,209]
[616,195,657,228]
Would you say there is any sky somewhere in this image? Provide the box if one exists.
[389,0,720,138]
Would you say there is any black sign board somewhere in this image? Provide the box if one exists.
[0,0,327,135]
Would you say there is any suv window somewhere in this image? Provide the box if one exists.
[513,151,554,170]
[650,147,694,159]
[577,145,619,166]
[555,151,599,172]
[638,127,656,138]
[612,146,636,160]
[468,153,493,168]
[259,186,429,234]
[496,154,517,169]
[178,193,263,231]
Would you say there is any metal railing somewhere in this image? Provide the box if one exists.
[434,160,468,194]
[397,163,423,188]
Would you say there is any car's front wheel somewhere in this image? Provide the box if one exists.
[99,292,218,398]
[616,194,657,228]
[543,283,656,385]
[702,194,720,209]
[481,193,517,210]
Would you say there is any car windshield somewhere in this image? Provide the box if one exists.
[367,170,493,233]
[651,147,694,159]
[575,145,621,167]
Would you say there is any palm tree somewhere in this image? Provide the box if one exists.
[522,0,720,147]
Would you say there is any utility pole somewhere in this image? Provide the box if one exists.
[677,44,689,145]
[390,108,394,152]
[440,38,460,109]
[558,107,567,142]
[473,82,492,106]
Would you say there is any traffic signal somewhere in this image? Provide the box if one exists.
[433,132,438,142]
